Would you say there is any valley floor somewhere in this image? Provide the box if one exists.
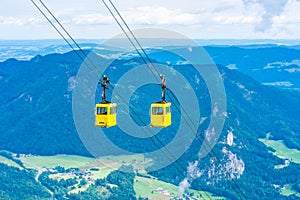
[0,151,224,199]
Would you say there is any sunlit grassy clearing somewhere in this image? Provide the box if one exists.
[259,139,300,164]
[0,155,23,169]
[20,154,95,168]
[134,176,224,200]
[280,184,300,197]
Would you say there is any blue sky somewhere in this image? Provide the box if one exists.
[1,0,300,40]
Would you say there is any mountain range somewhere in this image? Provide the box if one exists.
[0,43,299,199]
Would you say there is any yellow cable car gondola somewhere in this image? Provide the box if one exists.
[95,75,117,128]
[150,74,171,128]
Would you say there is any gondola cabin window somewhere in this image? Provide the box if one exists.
[152,107,164,115]
[97,107,108,115]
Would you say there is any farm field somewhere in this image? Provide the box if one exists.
[19,154,95,169]
[259,139,300,164]
[134,176,225,199]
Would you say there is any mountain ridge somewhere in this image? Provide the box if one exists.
[0,49,299,199]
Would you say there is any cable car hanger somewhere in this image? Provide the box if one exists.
[150,74,172,128]
[160,74,167,103]
[95,75,117,128]
[100,75,110,103]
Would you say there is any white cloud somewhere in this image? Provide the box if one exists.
[212,15,260,24]
[0,16,41,26]
[68,6,201,26]
[64,4,261,28]
[72,14,113,25]
[242,0,289,31]
[122,6,200,25]
[1,0,300,39]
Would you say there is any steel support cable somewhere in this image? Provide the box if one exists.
[37,0,106,79]
[106,0,162,78]
[30,0,97,79]
[100,0,159,83]
[31,1,210,198]
[100,1,247,199]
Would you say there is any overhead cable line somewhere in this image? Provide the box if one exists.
[30,0,93,77]
[101,0,159,82]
